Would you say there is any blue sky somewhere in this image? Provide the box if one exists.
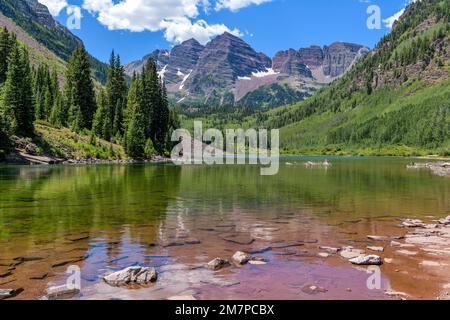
[39,0,412,64]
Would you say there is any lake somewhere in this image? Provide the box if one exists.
[1,157,449,300]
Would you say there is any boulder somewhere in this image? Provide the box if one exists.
[232,251,252,265]
[349,255,382,266]
[207,258,230,271]
[103,267,157,287]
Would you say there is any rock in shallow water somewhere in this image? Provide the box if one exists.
[103,267,157,287]
[207,258,230,271]
[402,219,426,228]
[439,216,450,225]
[0,288,24,300]
[340,248,365,259]
[319,246,340,254]
[367,246,384,252]
[232,251,252,265]
[349,255,382,266]
[45,285,80,300]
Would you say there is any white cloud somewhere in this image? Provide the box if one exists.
[82,0,243,44]
[38,0,68,16]
[383,0,419,29]
[161,18,241,45]
[215,0,272,12]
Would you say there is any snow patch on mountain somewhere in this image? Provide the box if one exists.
[252,68,279,78]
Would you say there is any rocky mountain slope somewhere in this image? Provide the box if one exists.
[125,33,368,108]
[0,0,108,83]
[235,0,449,155]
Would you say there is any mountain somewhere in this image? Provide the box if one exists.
[210,0,449,156]
[125,33,368,108]
[0,0,108,83]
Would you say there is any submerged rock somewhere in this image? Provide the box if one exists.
[318,252,331,258]
[402,219,426,228]
[302,285,328,295]
[367,246,385,252]
[0,288,24,300]
[45,285,80,300]
[232,251,252,265]
[340,247,365,259]
[103,267,157,287]
[207,258,230,271]
[349,255,382,266]
[396,250,418,256]
[439,216,450,225]
[319,246,340,254]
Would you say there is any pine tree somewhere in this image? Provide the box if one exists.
[0,27,13,85]
[3,43,35,136]
[49,92,63,127]
[65,46,96,131]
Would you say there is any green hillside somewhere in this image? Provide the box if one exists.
[185,0,449,157]
[0,0,108,83]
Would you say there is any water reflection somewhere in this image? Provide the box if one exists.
[0,158,449,299]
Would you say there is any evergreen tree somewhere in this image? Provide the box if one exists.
[49,92,63,127]
[3,42,35,136]
[0,27,13,85]
[106,50,127,138]
[65,46,96,131]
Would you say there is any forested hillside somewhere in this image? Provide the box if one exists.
[187,0,449,156]
[0,26,178,162]
[0,0,107,83]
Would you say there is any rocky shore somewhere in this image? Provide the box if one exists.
[407,162,450,178]
[2,213,450,301]
[1,152,171,166]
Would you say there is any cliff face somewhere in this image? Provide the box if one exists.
[186,32,272,95]
[273,43,369,78]
[125,34,368,107]
[272,49,313,78]
[323,42,370,77]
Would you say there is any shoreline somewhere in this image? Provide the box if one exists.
[2,151,450,166]
[0,151,172,166]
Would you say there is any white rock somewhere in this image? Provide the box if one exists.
[367,246,384,252]
[420,260,447,267]
[349,255,382,266]
[319,246,340,254]
[207,258,230,271]
[249,260,267,265]
[0,288,24,300]
[396,250,418,256]
[384,258,394,264]
[45,285,80,300]
[232,251,252,265]
[340,248,365,259]
[439,216,450,225]
[318,252,331,258]
[103,267,157,286]
[402,219,425,228]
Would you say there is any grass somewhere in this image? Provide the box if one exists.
[33,122,127,160]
